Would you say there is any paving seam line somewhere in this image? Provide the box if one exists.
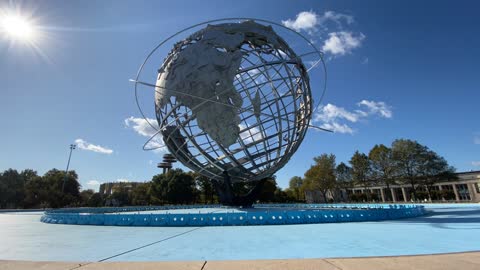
[67,262,92,270]
[66,227,204,269]
[97,227,203,262]
[324,259,343,270]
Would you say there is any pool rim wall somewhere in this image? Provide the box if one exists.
[40,203,426,227]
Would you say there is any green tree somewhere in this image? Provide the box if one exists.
[231,181,251,196]
[194,174,216,204]
[257,177,278,202]
[108,184,131,206]
[150,169,196,204]
[42,169,81,208]
[288,176,304,201]
[391,139,443,200]
[304,154,337,202]
[166,169,196,204]
[418,149,457,200]
[20,169,38,180]
[130,183,151,205]
[335,162,352,201]
[79,189,95,206]
[0,169,24,208]
[391,139,424,200]
[87,192,104,207]
[369,144,396,201]
[1,169,49,208]
[150,173,169,204]
[349,151,372,198]
[273,187,296,203]
[284,188,297,202]
[23,174,48,208]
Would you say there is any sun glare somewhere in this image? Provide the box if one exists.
[1,14,35,41]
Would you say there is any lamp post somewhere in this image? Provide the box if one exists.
[62,144,76,193]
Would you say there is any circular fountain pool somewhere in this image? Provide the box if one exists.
[40,203,426,227]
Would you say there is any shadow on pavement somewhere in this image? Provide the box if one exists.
[390,207,480,229]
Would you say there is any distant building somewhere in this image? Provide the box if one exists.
[99,182,143,196]
[305,170,480,203]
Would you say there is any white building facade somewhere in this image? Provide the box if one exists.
[305,170,480,203]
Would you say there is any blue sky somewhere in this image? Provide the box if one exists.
[1,0,479,191]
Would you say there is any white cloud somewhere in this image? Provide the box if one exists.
[247,68,260,76]
[86,180,101,186]
[282,11,364,58]
[474,136,480,145]
[319,122,354,134]
[239,124,263,143]
[124,116,166,152]
[313,100,392,134]
[315,103,359,123]
[354,109,369,118]
[282,11,319,32]
[322,11,354,25]
[358,100,392,118]
[124,116,159,137]
[282,11,354,32]
[246,68,266,84]
[472,161,480,167]
[116,178,131,182]
[322,31,365,55]
[75,139,113,154]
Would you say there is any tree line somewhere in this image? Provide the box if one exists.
[0,138,457,209]
[290,139,457,202]
[0,168,299,209]
[0,168,81,209]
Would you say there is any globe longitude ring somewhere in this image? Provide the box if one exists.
[133,18,326,200]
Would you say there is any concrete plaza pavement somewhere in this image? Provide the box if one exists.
[1,204,479,266]
[1,252,480,270]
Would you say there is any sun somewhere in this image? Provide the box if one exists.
[0,8,51,61]
[1,13,36,41]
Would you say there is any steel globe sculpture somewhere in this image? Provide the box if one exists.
[133,19,326,206]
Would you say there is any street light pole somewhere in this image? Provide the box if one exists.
[62,144,76,193]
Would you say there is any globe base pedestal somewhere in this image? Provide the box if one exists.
[213,171,267,207]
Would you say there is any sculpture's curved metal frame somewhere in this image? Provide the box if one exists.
[133,17,327,142]
[131,19,328,205]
